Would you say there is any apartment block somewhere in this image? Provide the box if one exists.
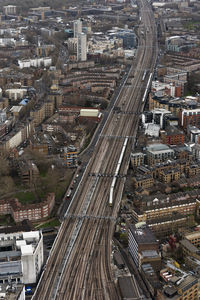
[179,108,200,130]
[146,143,175,166]
[159,168,180,184]
[3,5,16,15]
[130,152,145,167]
[160,126,185,145]
[148,214,187,238]
[128,224,160,270]
[48,87,63,109]
[0,193,55,222]
[132,190,198,224]
[180,239,200,262]
[30,103,45,126]
[184,231,200,248]
[187,164,200,177]
[64,145,78,167]
[133,174,154,189]
[0,120,34,150]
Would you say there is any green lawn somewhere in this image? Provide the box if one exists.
[15,191,36,205]
[37,218,61,229]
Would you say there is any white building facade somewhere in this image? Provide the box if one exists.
[77,33,87,61]
[0,231,43,284]
[73,19,82,38]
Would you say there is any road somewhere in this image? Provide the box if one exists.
[33,0,158,299]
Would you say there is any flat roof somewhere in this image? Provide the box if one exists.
[0,250,21,259]
[180,239,198,254]
[146,143,171,152]
[129,225,157,245]
[0,261,22,276]
[118,277,141,299]
[141,250,159,258]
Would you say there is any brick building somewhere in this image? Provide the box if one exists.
[179,108,200,130]
[160,126,185,145]
[0,193,55,222]
[132,190,198,225]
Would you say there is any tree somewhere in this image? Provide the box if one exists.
[0,176,16,196]
[0,157,9,177]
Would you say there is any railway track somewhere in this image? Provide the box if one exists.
[33,0,158,299]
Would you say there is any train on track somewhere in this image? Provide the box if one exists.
[109,137,128,207]
[142,72,153,103]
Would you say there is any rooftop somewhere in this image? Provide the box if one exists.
[118,276,142,299]
[180,239,199,254]
[146,143,171,152]
[129,224,157,245]
[0,261,22,277]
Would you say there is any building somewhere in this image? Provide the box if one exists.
[152,109,172,129]
[160,168,181,184]
[160,126,185,145]
[3,5,16,15]
[73,19,82,38]
[0,230,43,284]
[5,88,27,101]
[146,143,175,166]
[187,164,200,177]
[180,239,200,261]
[30,103,45,126]
[179,108,200,130]
[113,251,125,269]
[118,277,142,300]
[18,57,52,69]
[158,273,199,300]
[133,174,154,189]
[18,161,39,185]
[67,37,78,54]
[0,193,55,222]
[0,284,25,299]
[130,152,145,167]
[48,86,63,108]
[0,120,34,150]
[128,224,160,269]
[36,44,55,57]
[184,231,200,248]
[64,145,78,167]
[132,190,198,225]
[141,263,161,298]
[77,33,87,61]
[115,30,136,49]
[148,214,188,238]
